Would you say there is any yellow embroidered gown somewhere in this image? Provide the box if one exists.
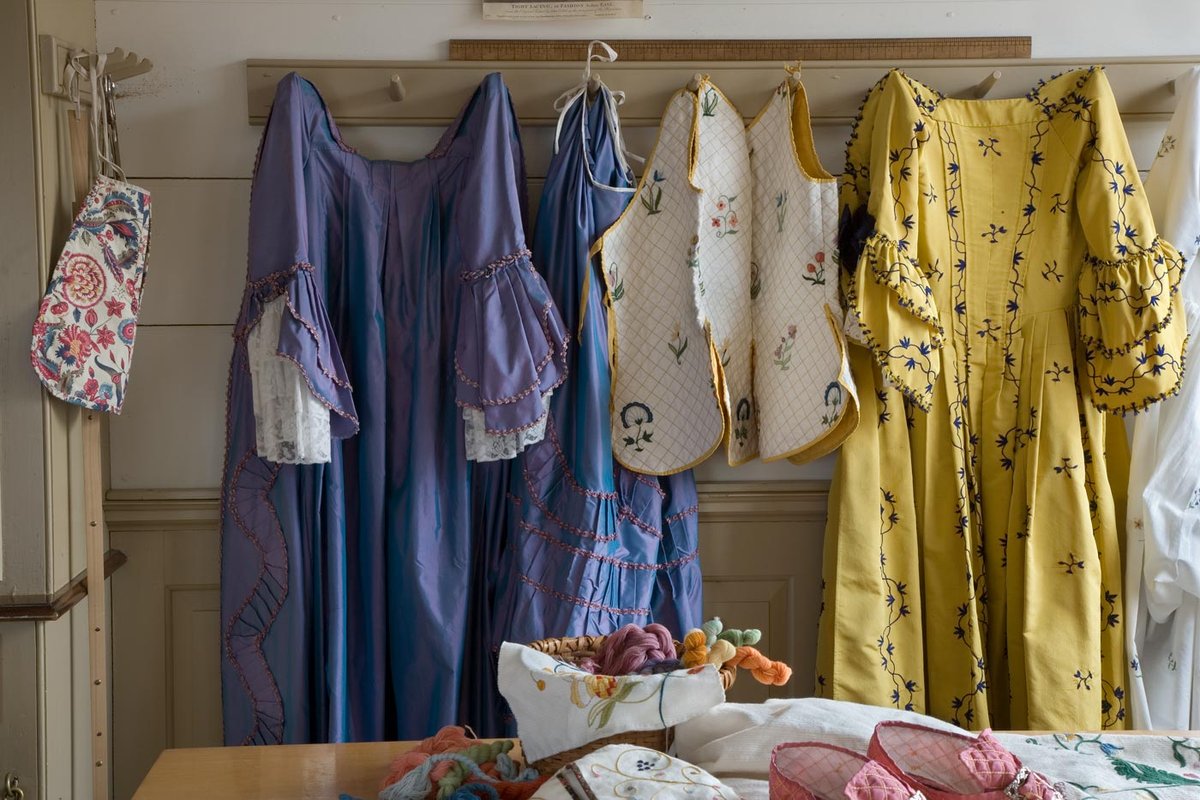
[816,68,1188,730]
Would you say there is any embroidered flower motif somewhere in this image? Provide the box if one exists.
[607,262,624,302]
[803,251,826,285]
[668,323,688,365]
[982,223,1008,243]
[710,195,740,238]
[55,325,95,367]
[62,254,107,308]
[775,191,788,232]
[701,87,719,117]
[1058,552,1085,574]
[118,318,137,345]
[96,327,117,348]
[585,675,618,699]
[750,261,762,300]
[733,397,752,445]
[105,297,126,317]
[639,170,664,215]
[620,402,654,452]
[773,325,798,370]
[977,136,1001,157]
[820,381,844,428]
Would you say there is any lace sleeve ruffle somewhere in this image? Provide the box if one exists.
[455,248,569,462]
[239,264,358,463]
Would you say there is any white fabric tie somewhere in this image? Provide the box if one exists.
[553,40,641,183]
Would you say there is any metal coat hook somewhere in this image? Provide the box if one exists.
[388,74,406,102]
[972,70,1003,99]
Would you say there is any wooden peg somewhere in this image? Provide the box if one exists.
[102,47,153,83]
[388,74,406,102]
[972,70,1003,99]
[687,72,704,92]
[785,61,803,88]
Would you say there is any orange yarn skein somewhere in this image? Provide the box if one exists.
[726,645,792,686]
[680,629,709,668]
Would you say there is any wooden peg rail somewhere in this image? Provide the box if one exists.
[38,34,153,103]
[447,37,1033,62]
[246,57,1198,128]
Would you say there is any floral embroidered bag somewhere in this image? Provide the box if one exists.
[30,54,151,414]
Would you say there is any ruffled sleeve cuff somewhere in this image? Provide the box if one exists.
[455,248,569,462]
[847,232,944,411]
[239,264,358,464]
[1078,238,1189,413]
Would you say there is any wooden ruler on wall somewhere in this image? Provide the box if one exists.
[449,37,1032,62]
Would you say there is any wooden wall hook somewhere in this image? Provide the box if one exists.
[972,69,1003,98]
[388,74,406,102]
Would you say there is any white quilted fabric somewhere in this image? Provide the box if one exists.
[748,82,859,462]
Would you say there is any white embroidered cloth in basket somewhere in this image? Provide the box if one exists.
[530,745,739,800]
[497,641,725,764]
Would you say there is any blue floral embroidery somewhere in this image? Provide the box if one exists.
[619,402,654,451]
[977,136,1001,157]
[876,488,918,712]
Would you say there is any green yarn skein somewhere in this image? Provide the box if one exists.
[700,617,724,646]
[717,628,762,647]
[435,742,513,799]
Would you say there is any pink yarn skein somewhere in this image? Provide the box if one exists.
[580,623,678,675]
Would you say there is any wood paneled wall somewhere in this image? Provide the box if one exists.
[105,481,827,797]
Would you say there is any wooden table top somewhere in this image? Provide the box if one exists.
[132,740,502,800]
[131,731,1192,799]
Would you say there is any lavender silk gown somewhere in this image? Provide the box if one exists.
[221,73,568,744]
[463,88,704,732]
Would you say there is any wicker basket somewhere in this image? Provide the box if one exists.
[525,634,735,774]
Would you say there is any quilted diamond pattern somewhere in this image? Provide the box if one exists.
[771,742,923,800]
[748,84,855,461]
[845,762,926,800]
[694,81,758,463]
[599,78,856,474]
[600,90,724,474]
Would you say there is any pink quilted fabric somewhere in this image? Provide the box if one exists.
[845,761,926,800]
[867,722,1063,800]
[771,742,923,800]
[957,731,1061,800]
